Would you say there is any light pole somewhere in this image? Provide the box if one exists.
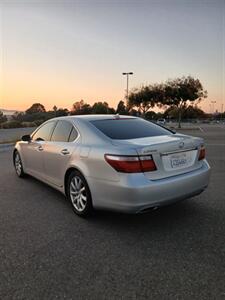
[211,101,216,115]
[122,72,133,101]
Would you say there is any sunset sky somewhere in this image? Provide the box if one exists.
[1,0,225,113]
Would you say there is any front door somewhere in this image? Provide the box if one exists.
[23,121,56,179]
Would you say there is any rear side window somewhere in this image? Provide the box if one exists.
[51,120,74,142]
[32,121,56,141]
[90,118,172,140]
[68,127,78,142]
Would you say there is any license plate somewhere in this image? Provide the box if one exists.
[170,154,188,168]
[162,150,197,171]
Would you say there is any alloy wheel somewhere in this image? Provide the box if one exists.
[70,176,87,212]
[15,153,22,176]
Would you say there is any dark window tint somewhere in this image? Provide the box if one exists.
[51,121,73,142]
[68,127,78,142]
[90,118,172,140]
[32,122,56,141]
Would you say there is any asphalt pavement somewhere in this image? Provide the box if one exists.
[0,124,225,299]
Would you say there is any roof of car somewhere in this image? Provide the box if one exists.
[53,114,137,122]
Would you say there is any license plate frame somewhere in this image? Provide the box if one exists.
[162,149,198,171]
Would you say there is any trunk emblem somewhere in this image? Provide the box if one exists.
[179,142,184,149]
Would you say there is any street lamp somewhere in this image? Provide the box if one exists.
[211,101,216,114]
[122,72,133,101]
[221,103,224,121]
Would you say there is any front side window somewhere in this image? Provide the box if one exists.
[51,120,75,142]
[32,122,56,141]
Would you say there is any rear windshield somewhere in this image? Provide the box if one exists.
[90,118,172,140]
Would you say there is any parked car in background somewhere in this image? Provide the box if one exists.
[157,118,166,126]
[13,115,210,217]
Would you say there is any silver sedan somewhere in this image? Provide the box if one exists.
[13,115,211,216]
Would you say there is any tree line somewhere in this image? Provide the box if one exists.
[0,75,222,129]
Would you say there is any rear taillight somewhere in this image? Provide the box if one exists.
[198,147,206,160]
[104,154,157,173]
[139,155,157,172]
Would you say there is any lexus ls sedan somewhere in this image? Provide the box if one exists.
[13,115,210,216]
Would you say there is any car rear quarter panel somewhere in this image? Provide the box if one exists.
[70,118,139,182]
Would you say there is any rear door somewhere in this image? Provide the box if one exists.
[43,120,79,187]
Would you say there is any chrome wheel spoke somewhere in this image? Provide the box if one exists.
[81,194,87,201]
[80,186,85,192]
[74,177,80,189]
[72,194,79,201]
[71,181,76,190]
[71,190,79,195]
[79,197,85,209]
[72,197,79,208]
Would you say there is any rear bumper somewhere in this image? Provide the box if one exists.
[88,160,211,213]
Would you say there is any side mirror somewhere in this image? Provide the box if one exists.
[21,134,31,142]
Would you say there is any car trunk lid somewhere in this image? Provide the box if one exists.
[112,134,204,180]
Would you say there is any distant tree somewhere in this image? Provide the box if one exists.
[129,108,139,116]
[183,105,206,119]
[0,111,7,124]
[145,111,157,120]
[12,111,25,122]
[92,101,115,114]
[107,106,116,114]
[164,105,206,120]
[50,106,68,117]
[116,100,128,115]
[163,106,178,120]
[52,105,58,116]
[128,84,164,116]
[71,100,92,115]
[26,103,46,114]
[163,76,207,127]
[156,112,164,119]
[55,108,69,117]
[1,105,69,129]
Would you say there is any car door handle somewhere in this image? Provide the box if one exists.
[61,149,70,155]
[37,145,44,151]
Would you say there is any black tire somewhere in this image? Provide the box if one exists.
[13,150,26,178]
[66,170,93,217]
